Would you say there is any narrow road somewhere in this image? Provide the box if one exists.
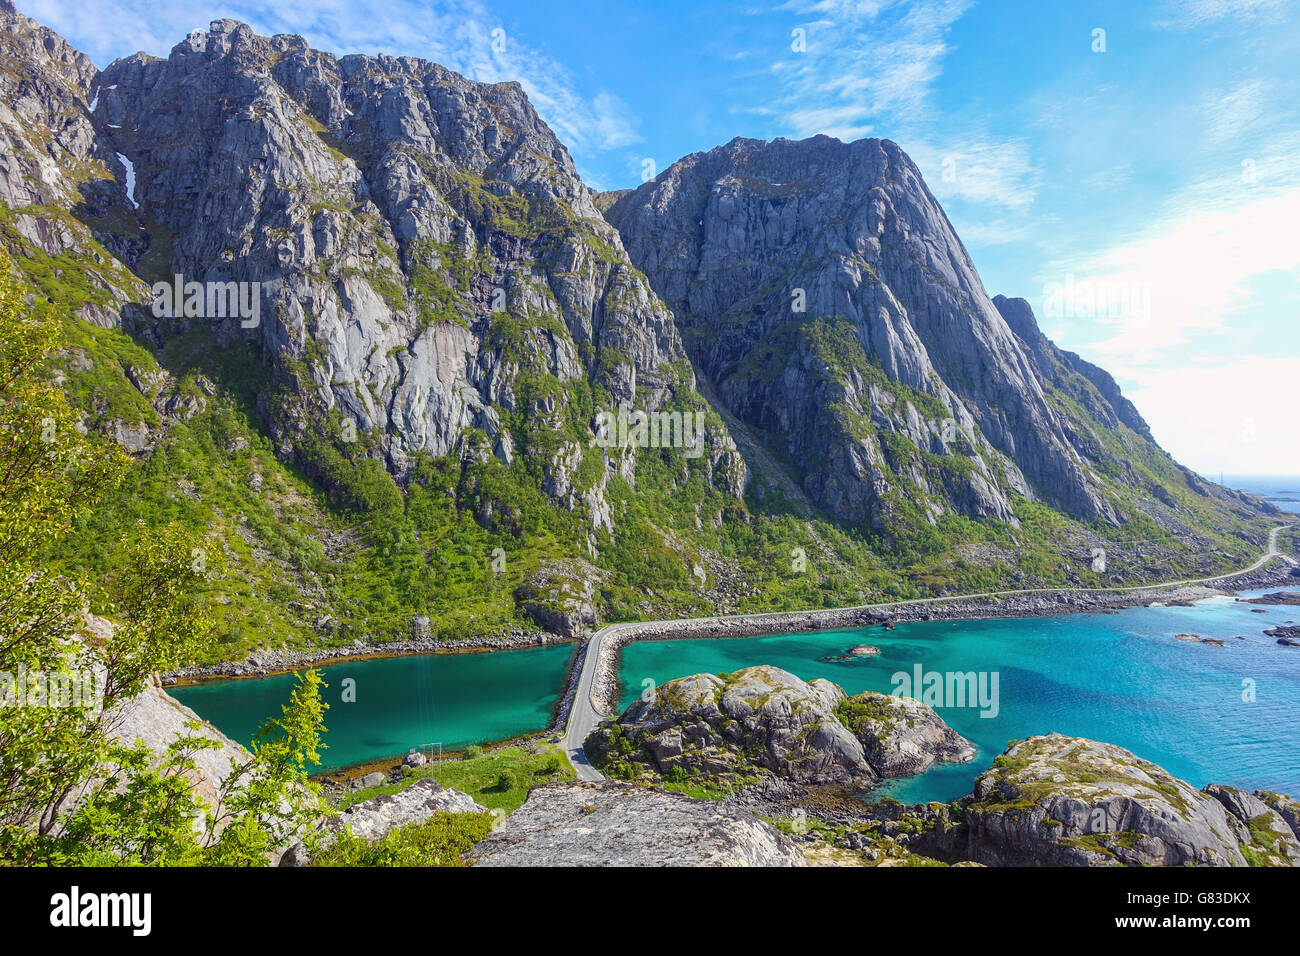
[562,523,1295,780]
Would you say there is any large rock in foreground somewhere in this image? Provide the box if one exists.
[470,781,807,866]
[951,734,1300,867]
[108,673,249,811]
[585,665,973,787]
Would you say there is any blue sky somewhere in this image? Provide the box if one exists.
[26,0,1300,475]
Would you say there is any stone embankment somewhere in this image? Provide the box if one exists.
[586,557,1300,714]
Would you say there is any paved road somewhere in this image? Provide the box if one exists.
[562,523,1295,780]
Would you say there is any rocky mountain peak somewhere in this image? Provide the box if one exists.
[77,17,745,510]
[0,4,1277,644]
[603,133,1235,533]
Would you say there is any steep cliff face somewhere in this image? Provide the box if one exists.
[0,0,148,324]
[0,6,750,647]
[606,136,1178,533]
[992,295,1151,441]
[89,18,743,515]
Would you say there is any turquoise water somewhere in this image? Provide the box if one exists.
[171,643,575,773]
[617,588,1300,803]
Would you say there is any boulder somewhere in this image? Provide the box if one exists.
[837,691,976,777]
[470,781,806,866]
[955,735,1256,866]
[586,665,973,786]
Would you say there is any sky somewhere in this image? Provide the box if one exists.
[23,0,1300,477]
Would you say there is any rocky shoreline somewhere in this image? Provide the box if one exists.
[585,557,1300,714]
[162,628,572,684]
[164,552,1298,718]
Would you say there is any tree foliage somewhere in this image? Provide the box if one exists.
[0,251,328,865]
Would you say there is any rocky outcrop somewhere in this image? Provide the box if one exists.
[1248,590,1300,605]
[835,690,976,777]
[1203,784,1300,866]
[469,780,807,866]
[513,560,602,637]
[938,734,1300,867]
[279,777,484,866]
[585,665,973,786]
[79,615,249,816]
[106,673,250,812]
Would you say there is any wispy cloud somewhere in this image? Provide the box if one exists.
[23,0,641,156]
[1154,0,1294,29]
[774,0,972,139]
[1203,78,1270,143]
[906,137,1041,211]
[764,0,1040,220]
[1049,139,1300,371]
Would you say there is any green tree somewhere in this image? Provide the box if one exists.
[0,251,328,865]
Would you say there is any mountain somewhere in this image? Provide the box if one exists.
[603,135,1265,545]
[0,4,1279,661]
[91,20,744,496]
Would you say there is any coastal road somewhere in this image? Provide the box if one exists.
[562,522,1295,780]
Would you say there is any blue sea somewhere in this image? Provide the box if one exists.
[1222,474,1300,514]
[618,588,1300,803]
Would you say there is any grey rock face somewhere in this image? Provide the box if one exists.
[107,674,249,814]
[1256,789,1300,843]
[837,690,976,778]
[0,1,99,208]
[0,3,151,308]
[1203,784,1300,865]
[605,135,1130,530]
[470,780,807,866]
[279,777,484,866]
[955,734,1260,866]
[84,18,743,514]
[586,664,973,786]
[993,295,1151,439]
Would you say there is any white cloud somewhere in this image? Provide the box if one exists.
[1055,187,1300,368]
[771,1,1042,221]
[1044,143,1300,476]
[907,137,1040,210]
[24,0,641,156]
[1204,79,1269,142]
[1155,0,1293,29]
[1126,356,1300,474]
[775,0,972,139]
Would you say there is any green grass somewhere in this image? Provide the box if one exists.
[311,812,494,867]
[336,743,575,814]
